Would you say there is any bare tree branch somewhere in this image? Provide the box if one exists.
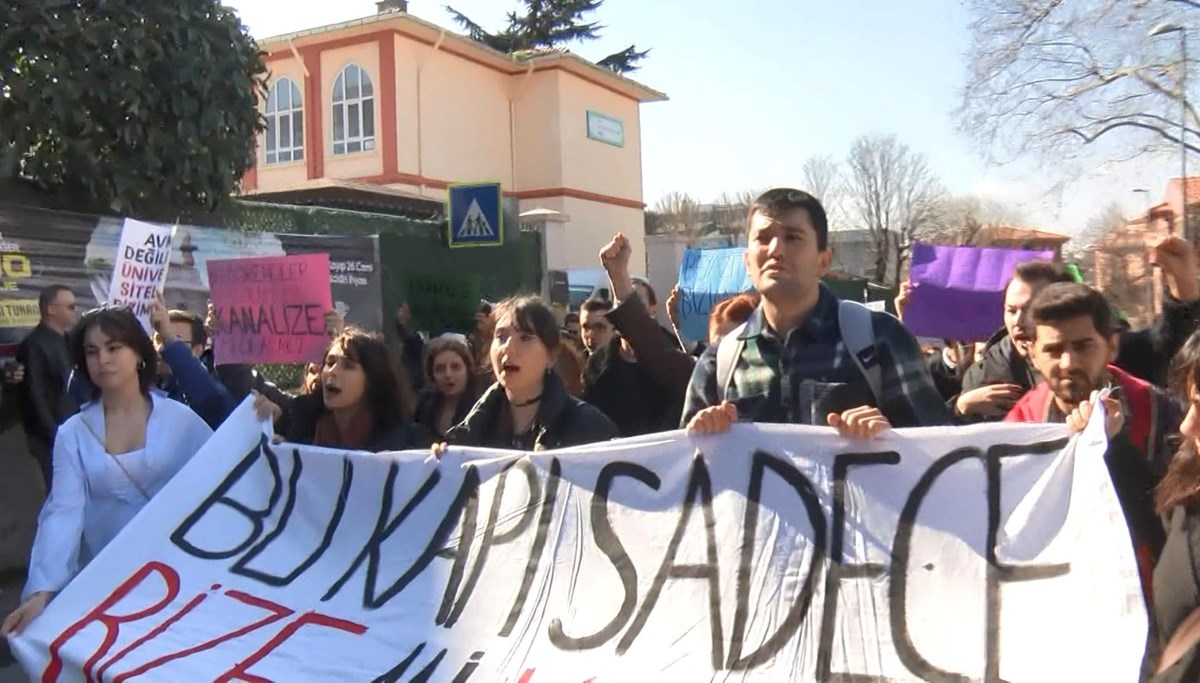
[959,0,1198,169]
[1065,119,1200,154]
[652,191,701,237]
[802,155,846,229]
[845,134,946,287]
[802,155,840,203]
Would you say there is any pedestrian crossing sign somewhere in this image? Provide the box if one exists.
[447,182,503,248]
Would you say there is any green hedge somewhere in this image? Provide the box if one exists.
[256,363,305,393]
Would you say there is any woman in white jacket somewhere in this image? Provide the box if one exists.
[1,306,212,636]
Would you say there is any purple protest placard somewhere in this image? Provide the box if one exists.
[903,243,1055,342]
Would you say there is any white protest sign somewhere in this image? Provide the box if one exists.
[10,402,1147,681]
[107,218,174,329]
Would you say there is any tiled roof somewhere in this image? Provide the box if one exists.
[1168,177,1200,200]
[978,225,1071,244]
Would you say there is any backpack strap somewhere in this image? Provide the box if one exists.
[838,299,883,406]
[1115,368,1154,459]
[715,322,748,402]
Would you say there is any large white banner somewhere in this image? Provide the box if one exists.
[10,402,1147,681]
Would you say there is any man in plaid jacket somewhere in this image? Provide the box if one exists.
[683,188,954,437]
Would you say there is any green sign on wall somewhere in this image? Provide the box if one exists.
[586,110,625,147]
[406,272,483,334]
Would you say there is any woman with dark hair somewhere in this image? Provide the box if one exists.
[2,307,213,635]
[441,295,616,451]
[275,327,428,452]
[1149,330,1200,680]
[413,336,478,439]
[471,306,497,389]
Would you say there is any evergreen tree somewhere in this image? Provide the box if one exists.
[446,0,650,74]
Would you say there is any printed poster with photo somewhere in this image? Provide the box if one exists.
[0,205,383,354]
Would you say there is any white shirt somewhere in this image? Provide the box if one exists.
[24,392,213,599]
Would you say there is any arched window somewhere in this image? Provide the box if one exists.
[264,78,304,165]
[331,64,375,155]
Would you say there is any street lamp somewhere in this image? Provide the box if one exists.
[1149,22,1190,240]
[1133,188,1155,313]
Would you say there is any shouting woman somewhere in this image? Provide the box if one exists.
[442,295,616,451]
[276,328,428,452]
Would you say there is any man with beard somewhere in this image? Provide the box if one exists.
[1006,282,1180,613]
[960,236,1200,422]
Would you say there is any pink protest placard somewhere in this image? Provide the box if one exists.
[207,254,333,365]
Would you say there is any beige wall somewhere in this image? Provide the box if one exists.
[542,196,645,276]
[512,72,564,192]
[393,34,422,182]
[556,72,643,202]
[644,233,691,326]
[407,44,514,187]
[321,44,383,179]
[256,32,649,201]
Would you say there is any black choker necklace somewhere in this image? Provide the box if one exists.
[512,394,542,407]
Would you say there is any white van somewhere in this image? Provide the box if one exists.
[556,268,611,310]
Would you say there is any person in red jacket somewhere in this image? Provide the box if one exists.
[1006,282,1182,606]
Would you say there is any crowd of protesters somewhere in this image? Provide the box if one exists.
[4,187,1200,680]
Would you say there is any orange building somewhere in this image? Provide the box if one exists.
[242,5,666,274]
[1093,177,1200,324]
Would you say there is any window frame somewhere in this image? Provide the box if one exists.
[263,77,305,166]
[331,64,376,156]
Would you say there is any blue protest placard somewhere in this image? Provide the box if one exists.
[677,247,752,342]
[447,183,503,248]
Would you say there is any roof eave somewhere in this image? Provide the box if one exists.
[257,12,667,104]
[527,53,668,103]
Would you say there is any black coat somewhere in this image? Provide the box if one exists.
[413,387,476,440]
[927,351,967,403]
[1152,506,1200,682]
[16,322,76,446]
[281,393,430,452]
[583,336,671,437]
[446,370,617,450]
[961,329,1040,398]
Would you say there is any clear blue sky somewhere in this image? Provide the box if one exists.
[226,0,1177,234]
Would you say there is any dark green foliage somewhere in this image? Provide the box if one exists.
[595,44,651,74]
[445,0,649,74]
[0,0,268,217]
